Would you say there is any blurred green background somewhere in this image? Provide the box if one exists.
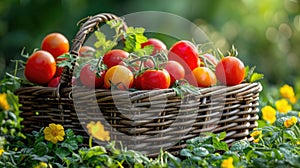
[0,0,300,85]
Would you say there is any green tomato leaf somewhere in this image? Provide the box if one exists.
[250,72,264,83]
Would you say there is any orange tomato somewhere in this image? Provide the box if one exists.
[104,65,134,90]
[192,67,217,87]
[41,32,69,60]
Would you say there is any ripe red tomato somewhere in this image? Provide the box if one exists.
[25,50,56,85]
[215,56,245,86]
[54,67,64,77]
[141,38,167,55]
[41,33,69,60]
[140,69,170,90]
[133,74,143,90]
[164,61,185,86]
[48,76,60,87]
[104,65,134,90]
[103,49,129,69]
[79,46,96,57]
[168,40,200,73]
[80,64,106,89]
[192,67,217,87]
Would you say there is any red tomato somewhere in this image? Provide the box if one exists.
[41,33,69,60]
[79,46,96,57]
[103,49,129,69]
[192,67,217,87]
[141,38,167,55]
[168,40,200,73]
[25,50,56,85]
[54,67,64,77]
[48,76,60,87]
[104,65,134,90]
[79,64,106,89]
[164,61,185,86]
[133,74,143,90]
[141,69,170,90]
[215,56,245,86]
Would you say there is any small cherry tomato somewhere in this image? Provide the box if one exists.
[41,33,69,60]
[141,69,170,90]
[192,67,217,87]
[104,65,134,90]
[168,40,200,73]
[79,46,96,57]
[80,64,106,89]
[25,50,56,85]
[141,38,167,55]
[103,49,129,69]
[215,56,245,86]
[164,61,185,86]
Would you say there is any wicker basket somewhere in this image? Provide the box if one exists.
[15,13,262,157]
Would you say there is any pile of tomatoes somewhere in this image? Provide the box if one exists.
[24,32,246,90]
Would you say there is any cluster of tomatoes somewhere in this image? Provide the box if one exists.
[24,32,246,90]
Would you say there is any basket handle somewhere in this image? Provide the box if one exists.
[59,13,126,90]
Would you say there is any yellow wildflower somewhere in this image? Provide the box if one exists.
[298,112,300,118]
[35,162,48,168]
[87,121,110,141]
[221,157,235,168]
[284,116,298,128]
[0,93,10,111]
[0,148,4,156]
[261,106,276,124]
[280,84,295,99]
[275,99,292,114]
[44,123,65,144]
[250,129,262,138]
[297,141,300,145]
[253,138,260,143]
[289,96,297,104]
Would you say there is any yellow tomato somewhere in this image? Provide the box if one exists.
[104,65,134,90]
[192,67,217,87]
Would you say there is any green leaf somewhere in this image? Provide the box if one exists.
[250,72,264,83]
[33,142,48,156]
[218,132,226,140]
[193,147,209,157]
[61,139,78,151]
[230,140,250,152]
[180,149,193,157]
[31,154,53,162]
[55,147,71,160]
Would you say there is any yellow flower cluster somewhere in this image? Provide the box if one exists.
[0,93,10,111]
[280,84,297,104]
[87,121,110,141]
[275,99,292,114]
[250,128,262,143]
[44,123,65,144]
[221,157,235,168]
[284,116,297,128]
[261,106,276,124]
